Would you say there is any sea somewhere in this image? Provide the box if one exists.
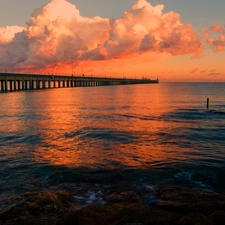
[0,82,225,209]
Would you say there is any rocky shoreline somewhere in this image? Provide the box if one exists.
[1,187,225,225]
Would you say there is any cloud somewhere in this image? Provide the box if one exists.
[0,0,204,72]
[207,35,225,52]
[161,70,176,74]
[205,24,225,52]
[208,72,221,76]
[190,68,198,73]
[209,24,225,34]
[202,28,210,37]
[0,26,24,43]
[207,69,220,76]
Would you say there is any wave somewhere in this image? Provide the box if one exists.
[175,171,215,190]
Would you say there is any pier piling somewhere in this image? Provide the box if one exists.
[0,73,158,93]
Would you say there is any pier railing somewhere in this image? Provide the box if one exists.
[0,73,158,92]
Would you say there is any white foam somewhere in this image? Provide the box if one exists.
[175,171,211,189]
[145,185,155,191]
[74,190,107,205]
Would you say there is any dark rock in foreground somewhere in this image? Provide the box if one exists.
[155,187,225,215]
[1,187,225,225]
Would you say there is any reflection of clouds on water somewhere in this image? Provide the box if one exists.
[65,127,137,144]
[1,83,225,202]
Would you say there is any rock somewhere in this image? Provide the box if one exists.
[207,210,225,225]
[179,212,212,225]
[0,191,75,225]
[58,203,182,225]
[140,208,182,225]
[153,187,225,215]
[2,188,225,225]
[35,191,74,207]
[104,191,142,204]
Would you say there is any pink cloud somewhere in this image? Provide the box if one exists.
[207,35,225,52]
[202,28,210,37]
[209,24,225,34]
[0,26,24,43]
[0,0,204,71]
[205,24,225,52]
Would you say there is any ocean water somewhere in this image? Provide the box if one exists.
[0,82,225,208]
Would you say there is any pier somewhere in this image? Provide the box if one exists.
[0,73,158,92]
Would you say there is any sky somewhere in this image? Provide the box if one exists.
[0,0,225,82]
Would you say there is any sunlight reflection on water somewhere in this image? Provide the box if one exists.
[0,82,225,197]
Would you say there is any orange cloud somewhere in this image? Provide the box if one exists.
[207,35,225,52]
[190,68,198,73]
[0,0,204,72]
[208,72,220,76]
[209,24,225,34]
[205,24,225,52]
[202,28,210,37]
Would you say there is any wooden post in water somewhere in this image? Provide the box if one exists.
[207,98,209,109]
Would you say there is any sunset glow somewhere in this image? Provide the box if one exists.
[0,0,225,81]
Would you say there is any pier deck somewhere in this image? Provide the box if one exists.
[0,73,158,92]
